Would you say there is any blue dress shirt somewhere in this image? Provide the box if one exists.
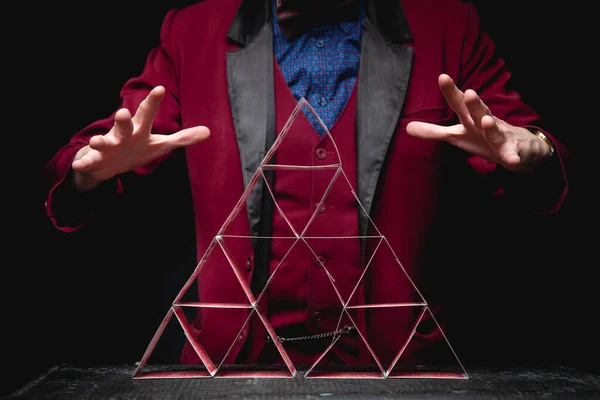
[272,1,364,136]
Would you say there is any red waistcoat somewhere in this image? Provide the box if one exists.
[181,62,368,366]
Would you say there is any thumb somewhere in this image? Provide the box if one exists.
[406,121,450,140]
[167,126,211,148]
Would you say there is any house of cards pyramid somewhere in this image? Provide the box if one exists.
[133,98,468,379]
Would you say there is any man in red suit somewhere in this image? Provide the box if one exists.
[41,0,571,373]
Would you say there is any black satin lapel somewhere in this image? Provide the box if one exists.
[226,23,276,240]
[226,0,271,46]
[356,18,413,236]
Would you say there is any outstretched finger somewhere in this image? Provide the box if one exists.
[89,135,111,151]
[113,108,134,140]
[72,150,102,172]
[498,144,521,167]
[438,74,471,124]
[481,115,505,147]
[71,157,92,172]
[132,86,165,133]
[464,89,492,130]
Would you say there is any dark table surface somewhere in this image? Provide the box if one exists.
[6,364,600,399]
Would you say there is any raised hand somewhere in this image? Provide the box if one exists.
[71,86,210,191]
[406,74,552,173]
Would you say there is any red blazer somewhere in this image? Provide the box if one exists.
[42,0,571,366]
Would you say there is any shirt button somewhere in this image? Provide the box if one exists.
[318,203,327,213]
[245,255,253,271]
[238,333,244,344]
[318,97,328,106]
[315,147,327,160]
[315,255,326,268]
[313,312,325,324]
[315,38,324,48]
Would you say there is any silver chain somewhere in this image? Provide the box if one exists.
[268,325,355,343]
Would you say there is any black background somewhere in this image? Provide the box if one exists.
[7,0,590,397]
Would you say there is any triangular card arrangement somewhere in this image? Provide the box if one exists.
[134,98,468,379]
